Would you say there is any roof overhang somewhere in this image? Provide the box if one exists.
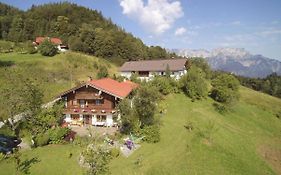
[58,83,125,99]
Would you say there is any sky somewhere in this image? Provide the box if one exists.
[1,0,281,60]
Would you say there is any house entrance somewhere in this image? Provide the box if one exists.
[83,115,92,125]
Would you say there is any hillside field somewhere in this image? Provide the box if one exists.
[0,53,281,174]
[0,52,117,102]
[109,89,281,175]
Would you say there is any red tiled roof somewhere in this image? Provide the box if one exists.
[35,37,62,45]
[50,38,63,45]
[89,78,138,98]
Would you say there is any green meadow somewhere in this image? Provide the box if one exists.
[0,53,281,174]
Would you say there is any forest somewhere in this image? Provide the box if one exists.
[236,73,281,98]
[0,2,175,61]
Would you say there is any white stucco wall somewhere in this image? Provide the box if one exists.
[120,70,186,81]
[106,114,113,127]
[92,115,97,125]
[64,114,71,122]
[120,72,132,79]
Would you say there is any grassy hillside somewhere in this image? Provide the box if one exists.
[0,52,117,102]
[0,53,281,174]
[109,88,281,175]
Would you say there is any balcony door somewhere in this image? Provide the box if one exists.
[80,99,85,108]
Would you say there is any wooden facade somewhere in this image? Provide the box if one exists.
[58,78,138,127]
[61,85,119,127]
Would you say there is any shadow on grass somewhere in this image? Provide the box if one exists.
[19,157,40,174]
[0,60,15,67]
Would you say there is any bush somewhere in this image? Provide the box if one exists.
[211,74,240,105]
[140,125,160,143]
[180,66,208,101]
[38,39,58,56]
[150,76,173,95]
[35,133,50,147]
[134,85,161,127]
[213,102,228,114]
[110,148,120,158]
[82,145,112,175]
[0,125,15,137]
[0,40,13,53]
[48,127,70,144]
[25,42,37,54]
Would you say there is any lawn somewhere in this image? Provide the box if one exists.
[109,88,281,175]
[0,88,280,175]
[1,52,281,174]
[0,144,85,175]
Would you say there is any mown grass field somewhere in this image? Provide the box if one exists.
[109,89,281,175]
[0,53,281,175]
[0,144,85,175]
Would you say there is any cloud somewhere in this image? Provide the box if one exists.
[120,0,184,35]
[230,21,241,25]
[256,29,281,37]
[174,27,186,36]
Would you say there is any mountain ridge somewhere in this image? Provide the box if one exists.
[172,48,281,78]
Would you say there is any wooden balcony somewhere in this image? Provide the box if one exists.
[63,107,116,115]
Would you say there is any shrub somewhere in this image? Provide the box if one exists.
[211,74,240,105]
[48,127,70,144]
[150,76,173,95]
[0,40,13,53]
[38,39,58,56]
[140,125,160,143]
[213,102,228,114]
[110,148,120,158]
[25,42,37,54]
[82,145,112,175]
[189,57,211,78]
[35,133,50,147]
[134,85,161,127]
[0,125,15,137]
[180,66,208,101]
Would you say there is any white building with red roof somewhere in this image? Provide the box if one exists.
[34,37,68,52]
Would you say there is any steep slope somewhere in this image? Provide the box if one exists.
[174,48,281,78]
[0,2,170,60]
[0,52,117,102]
[110,88,281,174]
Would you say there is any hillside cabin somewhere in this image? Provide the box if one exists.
[119,59,188,81]
[33,37,68,52]
[58,78,138,127]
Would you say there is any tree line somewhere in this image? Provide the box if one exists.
[0,2,175,60]
[236,73,281,98]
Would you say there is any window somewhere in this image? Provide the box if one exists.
[95,99,103,105]
[73,100,77,105]
[71,115,79,120]
[80,100,85,108]
[97,115,106,122]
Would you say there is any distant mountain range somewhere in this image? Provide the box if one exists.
[172,48,281,78]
